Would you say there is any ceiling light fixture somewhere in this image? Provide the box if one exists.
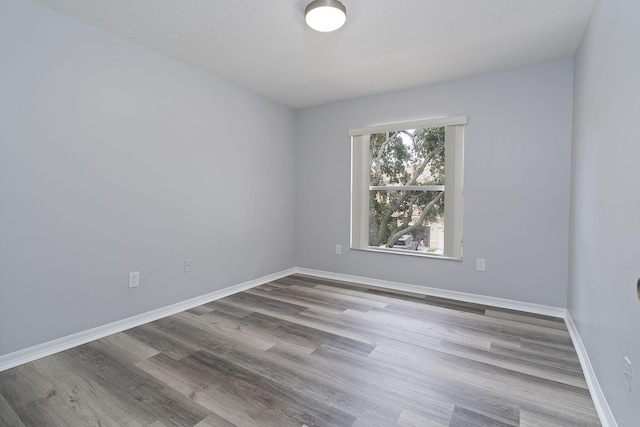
[305,0,347,32]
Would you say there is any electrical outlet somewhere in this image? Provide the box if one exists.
[336,244,342,255]
[128,272,140,288]
[184,259,193,273]
[476,258,486,271]
[623,356,632,391]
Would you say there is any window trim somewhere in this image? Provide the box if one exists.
[348,116,467,137]
[350,116,466,259]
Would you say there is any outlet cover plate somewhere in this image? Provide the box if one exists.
[129,272,140,288]
[624,356,632,391]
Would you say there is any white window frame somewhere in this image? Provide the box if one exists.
[350,116,466,259]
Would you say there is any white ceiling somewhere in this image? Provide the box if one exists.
[30,0,596,109]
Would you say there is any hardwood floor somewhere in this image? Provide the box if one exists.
[0,274,601,426]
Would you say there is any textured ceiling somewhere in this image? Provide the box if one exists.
[30,0,596,109]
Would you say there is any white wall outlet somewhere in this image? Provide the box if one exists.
[184,259,193,273]
[128,272,140,288]
[623,356,632,391]
[335,244,342,255]
[476,258,486,271]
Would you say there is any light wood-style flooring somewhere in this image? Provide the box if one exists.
[0,274,601,426]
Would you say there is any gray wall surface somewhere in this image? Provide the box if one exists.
[295,60,574,307]
[569,0,640,425]
[0,0,296,356]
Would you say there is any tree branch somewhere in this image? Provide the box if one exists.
[386,192,444,247]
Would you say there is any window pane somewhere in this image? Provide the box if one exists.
[369,189,444,254]
[370,127,445,187]
[368,126,446,254]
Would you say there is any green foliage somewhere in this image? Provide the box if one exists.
[368,127,445,247]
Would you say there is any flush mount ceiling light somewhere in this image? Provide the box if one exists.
[305,0,347,32]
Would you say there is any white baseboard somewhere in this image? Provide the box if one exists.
[295,267,567,318]
[565,313,618,427]
[0,268,296,373]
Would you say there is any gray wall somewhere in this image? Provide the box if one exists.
[295,60,574,307]
[0,0,296,356]
[569,0,640,425]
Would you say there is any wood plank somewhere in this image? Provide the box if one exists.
[62,344,210,426]
[449,405,518,427]
[0,353,146,426]
[394,409,450,427]
[217,342,404,426]
[0,391,26,427]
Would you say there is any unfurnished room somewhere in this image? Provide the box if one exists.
[0,0,638,426]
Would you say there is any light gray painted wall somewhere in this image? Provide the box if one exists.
[0,0,296,356]
[295,60,574,307]
[569,0,640,425]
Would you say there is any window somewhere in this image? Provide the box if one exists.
[350,116,465,259]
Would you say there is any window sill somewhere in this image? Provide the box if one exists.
[350,246,462,261]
